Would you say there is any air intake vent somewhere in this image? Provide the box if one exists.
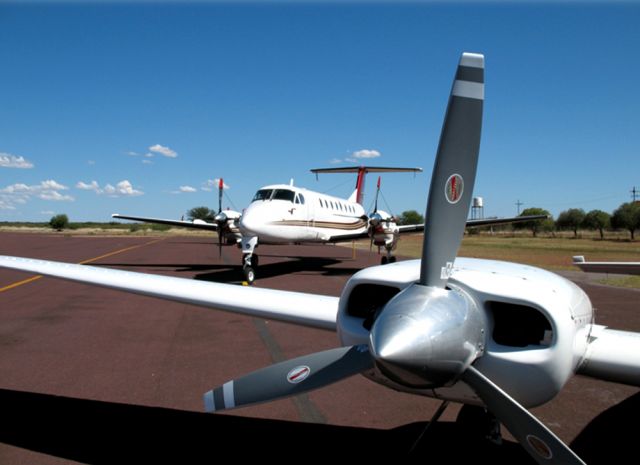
[488,301,553,347]
[346,284,401,329]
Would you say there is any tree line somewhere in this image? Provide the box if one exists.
[398,202,640,240]
[512,202,640,239]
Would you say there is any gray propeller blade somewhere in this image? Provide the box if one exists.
[420,52,484,288]
[204,345,372,413]
[461,366,586,465]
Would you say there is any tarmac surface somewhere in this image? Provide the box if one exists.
[0,232,639,463]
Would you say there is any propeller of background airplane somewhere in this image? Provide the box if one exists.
[202,53,584,464]
[213,178,227,257]
[369,176,382,252]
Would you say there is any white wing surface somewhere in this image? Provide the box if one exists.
[112,214,220,231]
[0,255,338,331]
[576,325,640,387]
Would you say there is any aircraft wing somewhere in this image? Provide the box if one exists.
[572,256,640,275]
[397,214,549,233]
[576,325,640,387]
[0,255,338,331]
[112,214,219,232]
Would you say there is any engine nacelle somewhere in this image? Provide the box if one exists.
[368,210,399,249]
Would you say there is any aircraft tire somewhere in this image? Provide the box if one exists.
[243,266,256,285]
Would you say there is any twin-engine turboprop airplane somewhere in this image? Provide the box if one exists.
[2,52,627,463]
[113,178,242,256]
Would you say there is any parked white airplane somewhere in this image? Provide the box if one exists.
[2,53,636,463]
[113,178,242,256]
[114,166,542,284]
[573,255,640,275]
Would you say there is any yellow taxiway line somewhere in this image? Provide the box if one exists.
[0,237,165,293]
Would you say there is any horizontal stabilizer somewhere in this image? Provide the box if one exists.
[310,166,422,174]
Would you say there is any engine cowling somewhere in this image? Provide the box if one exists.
[368,210,399,249]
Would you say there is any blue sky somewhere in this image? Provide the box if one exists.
[1,1,639,222]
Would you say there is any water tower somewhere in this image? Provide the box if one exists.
[471,196,484,219]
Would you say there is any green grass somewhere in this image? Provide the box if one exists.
[597,275,640,289]
[394,234,640,271]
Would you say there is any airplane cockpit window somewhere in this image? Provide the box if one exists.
[252,189,273,202]
[299,194,305,204]
[272,189,295,202]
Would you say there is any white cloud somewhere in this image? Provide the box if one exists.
[126,151,139,157]
[329,158,343,164]
[0,199,16,210]
[39,190,74,201]
[179,185,197,193]
[149,144,177,158]
[142,159,153,165]
[144,152,154,158]
[352,149,381,159]
[111,180,143,197]
[0,152,34,169]
[41,210,55,215]
[76,180,101,192]
[0,179,71,207]
[87,160,96,165]
[40,179,68,190]
[75,179,143,197]
[1,183,30,194]
[345,157,357,163]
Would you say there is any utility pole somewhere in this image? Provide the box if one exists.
[515,200,524,215]
[632,186,638,202]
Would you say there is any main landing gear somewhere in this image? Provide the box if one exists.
[380,246,397,265]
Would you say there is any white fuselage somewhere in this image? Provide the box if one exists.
[239,184,368,243]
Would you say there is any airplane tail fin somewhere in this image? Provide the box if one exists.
[311,166,422,205]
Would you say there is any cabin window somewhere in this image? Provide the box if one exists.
[272,189,295,202]
[299,194,305,205]
[252,189,273,202]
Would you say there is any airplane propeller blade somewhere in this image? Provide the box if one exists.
[216,178,225,257]
[461,366,586,465]
[420,53,484,288]
[204,345,372,413]
[373,176,381,214]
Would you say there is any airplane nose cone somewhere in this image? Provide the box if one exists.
[214,212,227,223]
[239,209,259,236]
[370,312,436,387]
[369,284,486,388]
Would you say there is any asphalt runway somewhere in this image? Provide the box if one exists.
[0,232,638,463]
